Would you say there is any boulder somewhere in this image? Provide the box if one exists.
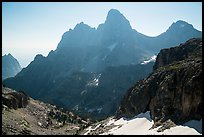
[2,87,29,109]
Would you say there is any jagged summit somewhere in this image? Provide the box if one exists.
[74,21,94,31]
[3,53,18,62]
[7,53,12,57]
[3,53,13,58]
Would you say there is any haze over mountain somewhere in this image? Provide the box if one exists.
[2,39,202,135]
[3,9,202,119]
[2,53,22,80]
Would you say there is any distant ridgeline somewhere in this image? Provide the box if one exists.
[3,9,202,119]
[2,53,22,80]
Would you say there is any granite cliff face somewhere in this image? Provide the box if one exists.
[116,38,202,128]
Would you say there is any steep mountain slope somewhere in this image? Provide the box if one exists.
[116,38,202,130]
[2,86,91,135]
[3,9,202,119]
[2,53,22,80]
[47,62,155,119]
[4,62,154,119]
[55,9,152,72]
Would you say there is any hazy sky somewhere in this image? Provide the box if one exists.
[2,2,202,68]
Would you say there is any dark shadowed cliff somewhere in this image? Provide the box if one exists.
[117,38,202,130]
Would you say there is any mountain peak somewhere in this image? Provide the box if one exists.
[2,53,22,80]
[8,53,12,57]
[6,53,12,57]
[34,54,45,61]
[3,53,14,59]
[168,20,193,30]
[175,20,188,24]
[175,20,192,27]
[108,9,122,16]
[106,9,126,22]
[104,9,132,31]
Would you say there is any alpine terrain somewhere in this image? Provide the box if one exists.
[79,38,202,135]
[3,9,202,120]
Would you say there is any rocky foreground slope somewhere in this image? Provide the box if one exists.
[116,38,202,130]
[2,86,91,135]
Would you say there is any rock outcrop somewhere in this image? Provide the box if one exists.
[153,38,202,70]
[2,86,29,109]
[2,86,91,135]
[116,38,202,129]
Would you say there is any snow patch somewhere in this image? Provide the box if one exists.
[101,111,202,135]
[108,43,117,52]
[80,90,87,95]
[86,74,101,87]
[97,107,103,113]
[141,55,157,65]
[105,118,116,127]
[84,124,102,135]
[102,43,117,61]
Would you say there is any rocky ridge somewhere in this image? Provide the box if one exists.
[116,38,202,131]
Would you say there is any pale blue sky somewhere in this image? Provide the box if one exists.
[2,2,202,68]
